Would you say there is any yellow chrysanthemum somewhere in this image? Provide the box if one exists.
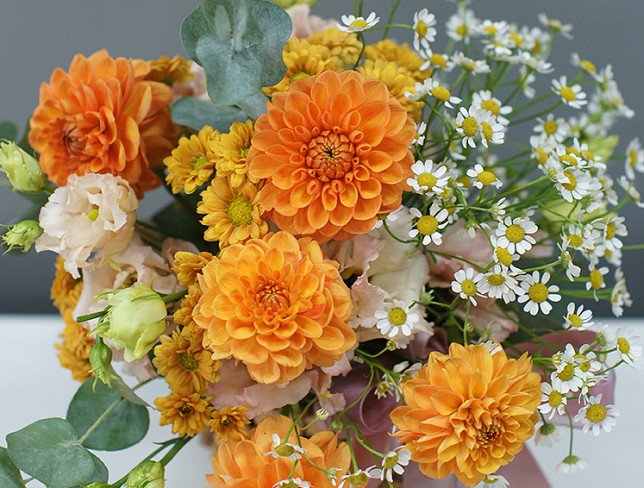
[153,324,221,393]
[56,322,95,382]
[164,125,219,194]
[309,27,362,67]
[51,257,82,326]
[358,58,423,121]
[390,343,541,486]
[209,406,250,442]
[197,177,268,248]
[211,120,256,188]
[265,37,342,96]
[147,55,195,85]
[364,40,431,82]
[155,389,213,437]
[173,251,214,288]
[174,284,202,328]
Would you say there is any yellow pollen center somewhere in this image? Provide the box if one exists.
[481,99,500,116]
[481,122,494,141]
[566,147,581,157]
[617,337,631,354]
[179,405,194,417]
[505,224,525,243]
[417,215,439,235]
[349,473,369,485]
[586,404,607,423]
[543,120,558,136]
[179,353,199,371]
[589,269,604,290]
[461,279,477,297]
[568,313,583,328]
[509,32,524,46]
[384,453,399,469]
[495,247,513,266]
[477,169,497,186]
[487,274,506,286]
[430,54,447,68]
[431,86,451,102]
[628,150,638,167]
[560,86,577,102]
[560,154,578,166]
[193,155,209,170]
[456,25,468,37]
[548,390,563,407]
[577,357,591,372]
[387,307,407,326]
[563,171,577,190]
[461,117,479,137]
[87,208,99,221]
[350,18,368,29]
[483,25,497,35]
[581,60,597,73]
[557,363,575,381]
[528,283,549,303]
[275,443,295,457]
[226,195,254,227]
[568,234,583,247]
[606,223,617,239]
[418,172,438,189]
[416,20,428,38]
[535,148,549,165]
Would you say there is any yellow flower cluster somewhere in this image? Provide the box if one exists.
[147,54,194,85]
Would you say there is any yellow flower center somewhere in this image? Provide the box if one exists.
[86,207,99,221]
[431,86,452,102]
[179,353,199,371]
[430,54,447,68]
[350,18,369,29]
[617,337,631,354]
[349,473,369,485]
[417,215,439,235]
[568,313,583,328]
[476,423,501,446]
[576,355,591,372]
[481,99,501,116]
[589,269,604,290]
[528,283,549,303]
[481,122,494,141]
[461,117,479,137]
[456,24,468,37]
[289,71,310,82]
[535,147,549,165]
[505,224,525,243]
[548,390,563,407]
[179,405,194,416]
[557,363,575,381]
[605,222,617,239]
[193,155,209,170]
[460,279,477,297]
[487,274,506,286]
[418,172,438,189]
[388,307,407,326]
[509,32,524,46]
[477,169,497,185]
[560,86,577,102]
[384,453,399,469]
[628,150,638,167]
[568,234,583,247]
[275,443,295,457]
[416,20,428,38]
[580,60,597,73]
[566,147,581,157]
[562,171,577,191]
[560,154,578,166]
[543,120,558,136]
[226,195,254,227]
[483,25,497,35]
[495,247,514,266]
[586,404,607,423]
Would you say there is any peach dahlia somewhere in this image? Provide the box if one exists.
[248,70,415,242]
[193,231,356,384]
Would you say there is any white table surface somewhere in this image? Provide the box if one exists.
[1,316,643,488]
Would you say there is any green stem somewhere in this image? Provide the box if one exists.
[76,310,107,323]
[382,0,402,39]
[78,398,123,445]
[623,243,644,250]
[510,102,563,126]
[159,436,192,466]
[161,290,187,304]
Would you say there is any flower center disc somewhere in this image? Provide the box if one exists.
[418,172,438,188]
[417,215,439,235]
[528,283,548,303]
[227,195,254,227]
[388,307,407,326]
[505,224,525,243]
[305,130,356,181]
[586,404,607,423]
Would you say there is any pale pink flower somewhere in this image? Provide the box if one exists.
[172,63,208,101]
[287,5,337,39]
[455,296,518,341]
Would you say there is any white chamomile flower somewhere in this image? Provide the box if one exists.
[558,245,581,282]
[625,138,644,180]
[538,14,573,39]
[519,52,553,75]
[557,455,589,474]
[452,52,490,74]
[586,265,608,298]
[409,204,449,245]
[611,269,633,317]
[534,422,561,447]
[576,344,603,379]
[518,271,561,315]
[413,9,437,50]
[452,267,483,305]
[375,300,420,339]
[419,48,454,71]
[265,434,305,461]
[394,361,422,383]
[554,167,592,202]
[479,114,505,148]
[273,478,310,488]
[446,9,480,41]
[481,340,503,355]
[614,327,641,367]
[407,160,449,194]
[478,20,510,38]
[574,394,618,435]
[552,76,587,109]
[521,70,537,99]
[408,78,461,107]
[467,164,502,189]
[412,121,427,145]
[490,197,509,219]
[562,223,595,253]
[338,12,379,33]
[538,382,567,419]
[491,241,519,268]
[472,90,513,125]
[571,53,599,79]
[475,474,509,488]
[495,216,538,255]
[593,216,627,252]
[380,448,411,482]
[564,303,593,330]
[618,175,644,208]
[478,265,523,303]
[530,136,555,166]
[455,106,485,148]
[338,468,381,488]
[551,344,584,393]
[534,114,570,143]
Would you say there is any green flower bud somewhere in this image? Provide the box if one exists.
[0,141,46,192]
[89,337,116,388]
[1,220,42,253]
[96,284,168,362]
[126,461,165,488]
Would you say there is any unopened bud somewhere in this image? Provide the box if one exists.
[89,337,115,388]
[316,408,329,421]
[126,461,165,488]
[386,340,397,351]
[0,141,46,192]
[2,220,42,253]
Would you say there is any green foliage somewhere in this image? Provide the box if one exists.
[0,447,25,488]
[6,418,96,488]
[67,380,149,451]
[0,121,18,141]
[71,454,109,487]
[181,0,291,108]
[171,97,248,132]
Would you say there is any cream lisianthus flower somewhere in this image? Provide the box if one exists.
[35,173,138,278]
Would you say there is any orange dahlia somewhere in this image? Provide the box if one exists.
[29,50,177,197]
[193,231,355,384]
[248,70,415,242]
[390,343,541,486]
[207,415,350,488]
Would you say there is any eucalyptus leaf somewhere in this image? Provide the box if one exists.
[112,374,150,407]
[70,453,108,487]
[171,97,248,132]
[6,418,95,488]
[181,0,291,107]
[67,379,149,452]
[0,121,18,141]
[0,447,25,488]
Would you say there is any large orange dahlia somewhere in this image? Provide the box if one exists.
[390,343,541,486]
[193,231,355,384]
[29,50,177,197]
[208,415,350,488]
[248,70,415,242]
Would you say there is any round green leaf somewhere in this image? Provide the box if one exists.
[67,379,149,451]
[6,418,95,488]
[71,453,108,488]
[171,97,248,132]
[0,447,26,488]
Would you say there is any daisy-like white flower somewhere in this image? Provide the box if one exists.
[452,52,490,74]
[478,265,523,303]
[467,164,502,189]
[551,344,584,393]
[570,53,599,78]
[490,197,509,219]
[446,9,480,41]
[413,9,437,50]
[407,78,461,107]
[521,70,537,99]
[380,448,411,483]
[618,175,644,208]
[518,271,561,315]
[495,216,538,255]
[475,474,509,488]
[611,269,633,317]
[338,468,382,488]
[534,422,561,447]
[614,327,642,367]
[586,265,609,298]
[530,136,556,166]
[273,478,311,488]
[472,90,513,125]
[574,394,618,435]
[409,203,449,245]
[394,361,423,383]
[455,106,485,148]
[554,167,593,202]
[419,48,454,71]
[558,246,581,282]
[576,344,603,379]
[481,340,503,356]
[533,114,570,143]
[518,51,554,74]
[593,216,627,251]
[478,20,510,38]
[265,434,305,461]
[538,13,573,39]
[337,12,379,33]
[557,455,589,474]
[562,223,596,253]
[407,160,449,194]
[491,241,519,268]
[412,121,427,145]
[479,113,506,148]
[375,300,420,339]
[564,303,594,330]
[625,138,644,180]
[538,382,567,419]
[552,76,587,109]
[451,267,483,305]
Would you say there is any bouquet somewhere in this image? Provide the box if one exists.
[1,0,642,486]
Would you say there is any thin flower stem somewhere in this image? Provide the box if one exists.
[381,0,402,39]
[623,243,644,250]
[78,398,123,444]
[159,436,192,466]
[510,101,563,126]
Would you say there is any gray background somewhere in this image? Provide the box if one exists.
[0,0,642,315]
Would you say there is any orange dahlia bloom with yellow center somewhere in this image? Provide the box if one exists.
[29,50,177,197]
[208,415,350,488]
[390,343,541,486]
[193,231,355,384]
[248,70,415,242]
